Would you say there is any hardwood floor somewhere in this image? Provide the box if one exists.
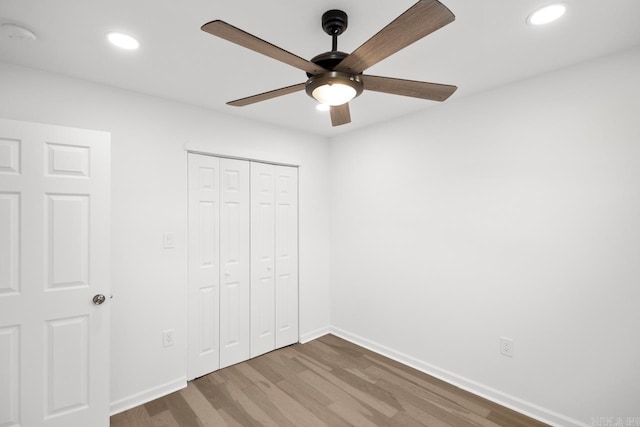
[111,334,548,427]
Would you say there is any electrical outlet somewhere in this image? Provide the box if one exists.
[500,337,514,357]
[162,329,175,347]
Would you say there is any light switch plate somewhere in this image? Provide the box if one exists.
[163,232,175,249]
[162,329,175,347]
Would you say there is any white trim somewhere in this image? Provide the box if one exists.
[109,329,587,426]
[184,141,301,168]
[186,149,300,168]
[109,377,187,416]
[299,326,331,344]
[329,327,587,427]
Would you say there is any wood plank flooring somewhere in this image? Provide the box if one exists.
[111,334,548,427]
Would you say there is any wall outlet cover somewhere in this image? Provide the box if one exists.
[500,337,514,357]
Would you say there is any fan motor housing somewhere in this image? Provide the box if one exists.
[307,51,349,77]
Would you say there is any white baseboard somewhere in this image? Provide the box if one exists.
[108,326,332,416]
[110,328,585,426]
[110,377,187,416]
[329,327,587,427]
[299,325,331,344]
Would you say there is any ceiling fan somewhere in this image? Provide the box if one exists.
[201,0,457,127]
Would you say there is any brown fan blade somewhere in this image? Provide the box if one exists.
[363,75,457,101]
[202,20,327,75]
[335,0,455,74]
[227,83,306,107]
[330,103,351,126]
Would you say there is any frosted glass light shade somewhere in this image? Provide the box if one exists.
[312,83,357,106]
[305,72,363,107]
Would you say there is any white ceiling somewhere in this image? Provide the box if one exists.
[1,0,639,136]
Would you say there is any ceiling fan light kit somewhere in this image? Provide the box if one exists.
[305,10,362,107]
[202,0,458,126]
[306,71,363,106]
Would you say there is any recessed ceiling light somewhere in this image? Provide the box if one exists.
[527,4,567,25]
[106,32,140,50]
[316,104,330,112]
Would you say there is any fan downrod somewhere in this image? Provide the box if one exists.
[307,10,350,76]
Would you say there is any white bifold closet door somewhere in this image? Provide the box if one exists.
[274,165,299,348]
[187,155,250,378]
[219,158,250,369]
[250,162,299,357]
[187,154,220,379]
[250,162,276,357]
[188,153,297,380]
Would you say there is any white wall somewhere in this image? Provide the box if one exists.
[329,47,640,426]
[0,62,331,412]
[4,45,639,425]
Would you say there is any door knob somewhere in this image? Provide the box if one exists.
[93,294,106,305]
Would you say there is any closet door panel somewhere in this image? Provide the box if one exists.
[275,166,299,348]
[219,158,250,368]
[250,162,276,357]
[188,155,298,377]
[187,154,220,380]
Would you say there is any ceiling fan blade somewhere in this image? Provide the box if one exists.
[335,0,455,74]
[363,75,457,101]
[227,83,306,107]
[202,20,327,75]
[330,103,351,126]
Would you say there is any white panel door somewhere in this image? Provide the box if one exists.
[275,165,299,348]
[0,118,110,427]
[219,158,250,368]
[187,154,220,380]
[250,162,276,358]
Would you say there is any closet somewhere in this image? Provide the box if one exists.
[187,153,298,380]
